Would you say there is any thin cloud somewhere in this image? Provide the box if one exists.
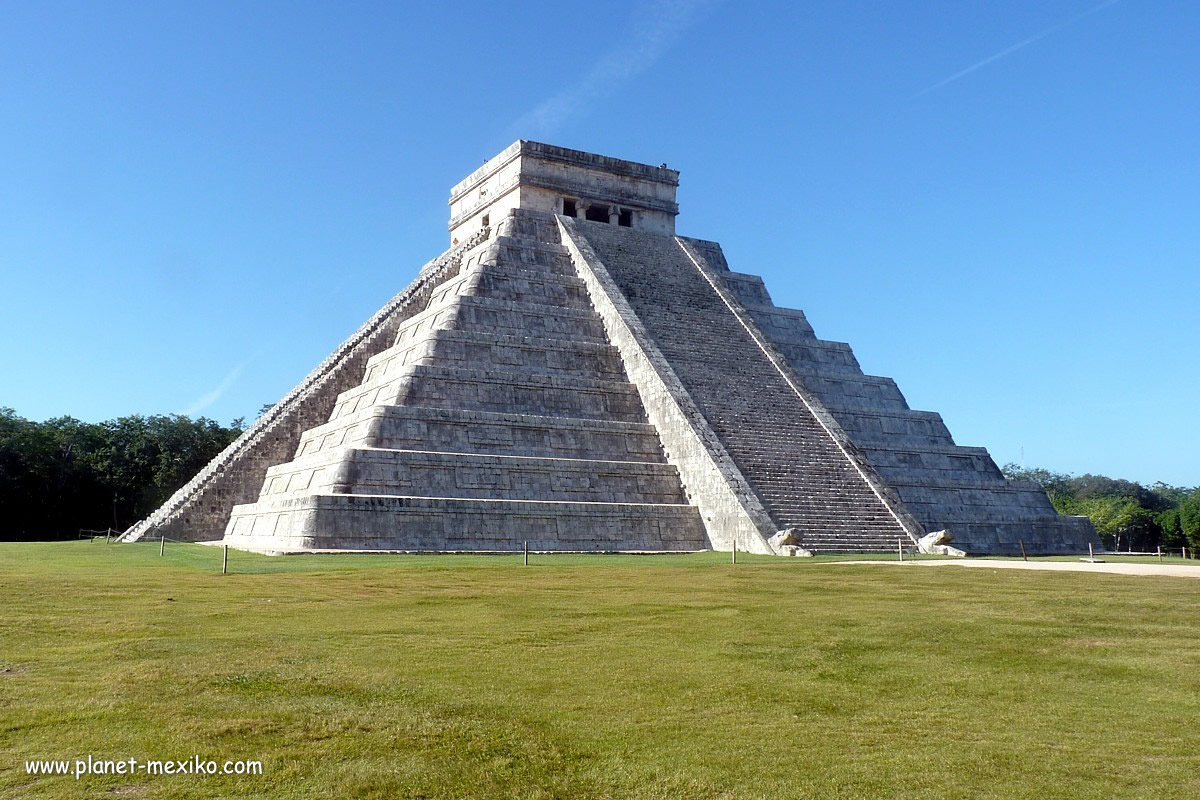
[913,0,1121,98]
[513,0,715,136]
[181,361,246,417]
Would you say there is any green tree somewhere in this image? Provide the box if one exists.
[1181,489,1200,550]
[0,409,242,541]
[1158,508,1184,548]
[1003,463,1194,552]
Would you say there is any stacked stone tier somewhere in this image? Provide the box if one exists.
[258,447,689,504]
[295,406,669,463]
[706,242,1098,553]
[225,496,706,553]
[119,230,494,543]
[361,330,629,384]
[223,210,707,552]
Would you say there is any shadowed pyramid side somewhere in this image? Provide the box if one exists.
[681,238,1100,555]
[565,219,918,554]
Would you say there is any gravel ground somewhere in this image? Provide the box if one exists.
[846,559,1200,578]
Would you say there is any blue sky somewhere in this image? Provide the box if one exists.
[1,0,1196,486]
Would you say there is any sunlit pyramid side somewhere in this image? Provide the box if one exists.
[122,141,1099,555]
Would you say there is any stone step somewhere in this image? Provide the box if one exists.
[904,502,1061,524]
[260,447,688,504]
[495,208,566,243]
[397,365,647,422]
[764,341,864,374]
[772,522,903,534]
[462,263,593,310]
[848,433,961,450]
[393,294,609,348]
[224,494,708,553]
[864,442,991,455]
[477,235,576,275]
[884,475,1049,493]
[737,303,816,338]
[813,404,947,424]
[719,274,774,306]
[792,532,908,544]
[440,295,609,342]
[330,364,647,423]
[362,329,626,384]
[295,405,667,463]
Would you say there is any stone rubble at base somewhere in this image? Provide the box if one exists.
[122,141,1100,556]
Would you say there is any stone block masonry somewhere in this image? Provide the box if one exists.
[566,220,919,554]
[219,209,708,552]
[687,237,1098,555]
[120,228,491,543]
[125,140,1100,555]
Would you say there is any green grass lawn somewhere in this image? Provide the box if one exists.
[2,542,1199,799]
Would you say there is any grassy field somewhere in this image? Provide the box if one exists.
[2,542,1199,799]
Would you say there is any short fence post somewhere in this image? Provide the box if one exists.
[222,545,228,575]
[1088,543,1095,560]
[105,530,111,544]
[1019,540,1028,562]
[732,539,737,565]
[523,540,528,566]
[1158,546,1162,563]
[1184,546,1188,560]
[160,536,165,557]
[898,538,903,562]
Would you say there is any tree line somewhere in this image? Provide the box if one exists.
[2,405,1197,550]
[1003,464,1200,553]
[0,408,245,540]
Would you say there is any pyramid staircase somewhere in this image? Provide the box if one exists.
[690,241,1097,553]
[566,220,917,553]
[223,212,708,552]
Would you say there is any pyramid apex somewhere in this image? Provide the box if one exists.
[448,141,679,243]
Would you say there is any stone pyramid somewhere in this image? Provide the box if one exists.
[122,141,1099,555]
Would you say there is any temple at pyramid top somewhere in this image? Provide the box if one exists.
[448,140,680,244]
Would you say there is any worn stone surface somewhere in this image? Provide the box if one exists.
[221,209,708,552]
[449,141,679,244]
[917,530,967,557]
[119,229,490,544]
[769,529,804,549]
[558,218,779,554]
[126,139,1100,555]
[568,220,919,554]
[691,240,1099,555]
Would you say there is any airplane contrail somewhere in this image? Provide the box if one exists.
[914,0,1121,98]
[181,361,246,417]
[513,0,716,135]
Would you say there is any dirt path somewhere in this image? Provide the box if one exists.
[844,559,1200,578]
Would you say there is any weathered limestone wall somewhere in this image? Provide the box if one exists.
[119,229,491,543]
[221,209,708,553]
[691,239,1100,554]
[557,217,779,554]
[565,218,921,553]
[449,141,679,243]
[131,140,1099,556]
[225,496,705,554]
